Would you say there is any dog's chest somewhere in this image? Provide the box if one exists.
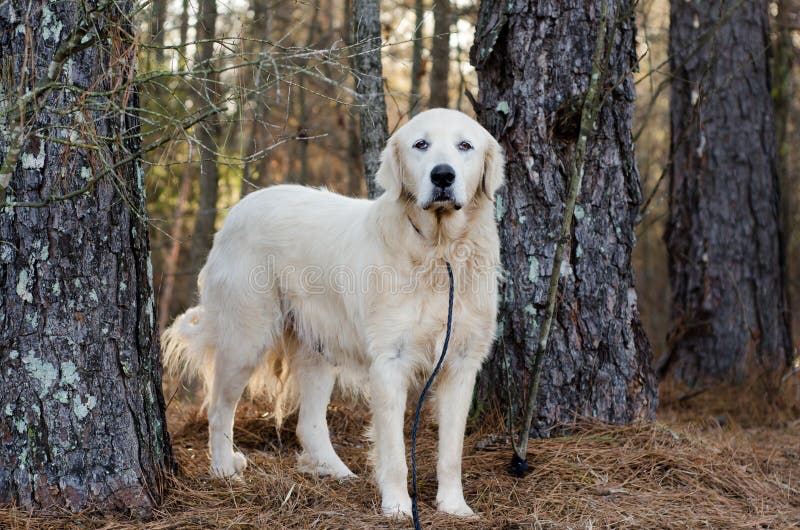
[366,265,496,363]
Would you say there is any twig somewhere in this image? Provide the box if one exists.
[3,106,224,208]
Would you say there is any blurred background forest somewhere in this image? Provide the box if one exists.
[140,0,800,372]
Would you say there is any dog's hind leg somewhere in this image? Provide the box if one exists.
[207,335,263,480]
[294,353,355,479]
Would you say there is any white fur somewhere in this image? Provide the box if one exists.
[163,109,504,518]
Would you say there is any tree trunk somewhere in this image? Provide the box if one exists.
[158,168,193,331]
[471,0,657,436]
[189,0,221,271]
[664,0,792,384]
[297,0,322,186]
[179,0,190,61]
[0,0,173,512]
[350,0,388,198]
[150,0,167,62]
[771,0,796,332]
[429,0,450,108]
[240,0,272,197]
[409,0,426,116]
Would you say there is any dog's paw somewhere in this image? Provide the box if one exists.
[437,497,477,518]
[211,451,247,480]
[381,496,412,519]
[296,452,357,480]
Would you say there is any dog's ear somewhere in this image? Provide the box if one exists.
[480,135,505,201]
[375,135,404,201]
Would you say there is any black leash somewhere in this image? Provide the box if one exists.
[410,261,454,530]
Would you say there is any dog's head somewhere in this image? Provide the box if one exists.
[376,109,504,211]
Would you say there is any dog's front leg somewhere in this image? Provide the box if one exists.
[369,357,412,518]
[435,361,479,517]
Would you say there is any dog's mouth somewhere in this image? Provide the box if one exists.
[422,188,462,211]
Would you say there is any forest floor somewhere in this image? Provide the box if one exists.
[3,381,799,529]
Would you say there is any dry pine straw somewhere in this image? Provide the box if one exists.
[2,393,799,530]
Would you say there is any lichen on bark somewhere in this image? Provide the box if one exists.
[0,0,173,514]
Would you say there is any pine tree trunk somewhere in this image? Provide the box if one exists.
[158,168,193,331]
[409,0,425,116]
[297,0,322,186]
[150,0,167,62]
[0,0,173,512]
[771,0,796,329]
[350,0,388,198]
[429,0,450,108]
[664,0,792,384]
[471,0,657,435]
[189,0,221,271]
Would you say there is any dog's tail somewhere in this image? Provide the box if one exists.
[162,306,216,404]
[162,305,299,425]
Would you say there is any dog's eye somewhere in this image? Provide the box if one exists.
[457,141,473,151]
[413,139,429,150]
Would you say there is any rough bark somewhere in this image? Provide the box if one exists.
[188,0,221,272]
[471,0,657,435]
[409,0,426,116]
[664,0,792,384]
[350,0,388,198]
[0,0,173,513]
[429,0,450,108]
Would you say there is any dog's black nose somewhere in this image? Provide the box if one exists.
[430,164,456,188]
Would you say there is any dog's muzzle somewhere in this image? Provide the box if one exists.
[425,164,460,210]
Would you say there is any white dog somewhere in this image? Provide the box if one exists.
[163,108,504,517]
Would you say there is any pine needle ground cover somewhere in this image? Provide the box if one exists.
[3,383,798,529]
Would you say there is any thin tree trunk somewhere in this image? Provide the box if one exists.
[429,0,450,108]
[158,168,193,331]
[350,0,388,198]
[455,32,465,111]
[409,0,425,116]
[189,0,221,271]
[241,0,272,197]
[0,0,173,512]
[471,0,657,435]
[151,0,167,62]
[297,0,322,185]
[664,0,792,384]
[344,0,364,196]
[180,0,190,61]
[772,0,795,318]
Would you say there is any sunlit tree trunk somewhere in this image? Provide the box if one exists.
[189,0,221,272]
[0,0,173,512]
[664,0,792,384]
[429,0,450,108]
[471,0,657,435]
[350,0,388,198]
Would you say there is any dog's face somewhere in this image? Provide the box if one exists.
[376,109,504,211]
